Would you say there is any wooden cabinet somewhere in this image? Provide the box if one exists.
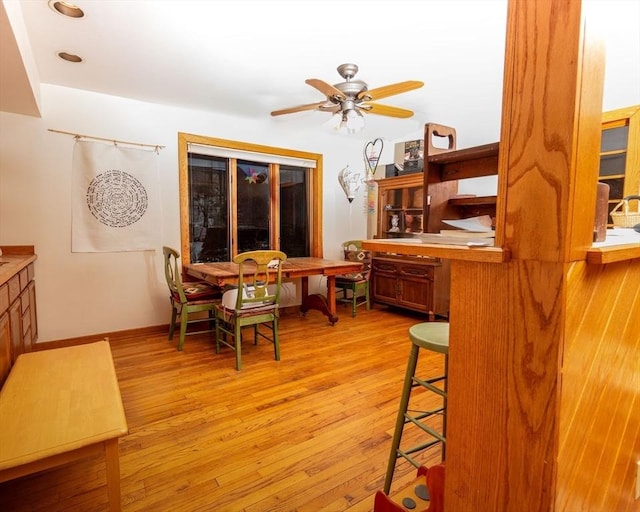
[371,256,440,316]
[0,247,38,367]
[375,174,425,238]
[372,175,449,318]
[598,105,640,226]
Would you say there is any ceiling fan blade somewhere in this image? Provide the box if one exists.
[357,80,424,101]
[305,79,346,101]
[361,103,415,118]
[270,101,327,116]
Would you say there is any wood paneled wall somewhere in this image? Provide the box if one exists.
[558,260,640,510]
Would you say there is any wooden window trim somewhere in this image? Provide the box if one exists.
[177,132,323,264]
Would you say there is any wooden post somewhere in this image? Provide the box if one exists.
[445,0,611,510]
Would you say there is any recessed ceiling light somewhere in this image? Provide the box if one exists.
[48,1,84,18]
[57,52,83,63]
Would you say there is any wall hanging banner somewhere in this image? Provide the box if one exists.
[72,140,160,252]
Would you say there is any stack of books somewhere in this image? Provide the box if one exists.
[420,215,495,246]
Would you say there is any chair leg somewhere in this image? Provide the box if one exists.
[177,309,188,351]
[365,282,371,311]
[168,304,177,340]
[215,316,221,354]
[351,286,357,317]
[234,321,242,371]
[384,342,420,494]
[273,318,280,361]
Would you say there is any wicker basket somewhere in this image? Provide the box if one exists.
[610,195,640,228]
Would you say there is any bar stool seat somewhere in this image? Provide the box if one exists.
[383,322,449,495]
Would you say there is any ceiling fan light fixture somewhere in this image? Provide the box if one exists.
[325,109,365,135]
[344,109,365,134]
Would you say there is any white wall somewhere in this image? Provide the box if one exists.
[1,83,498,342]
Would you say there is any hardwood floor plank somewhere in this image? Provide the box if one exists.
[0,306,445,511]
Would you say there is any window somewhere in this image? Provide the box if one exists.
[178,133,323,264]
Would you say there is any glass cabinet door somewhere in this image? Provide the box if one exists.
[377,175,425,238]
[598,105,640,226]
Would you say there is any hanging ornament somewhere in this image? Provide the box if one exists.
[338,165,362,203]
[363,138,384,181]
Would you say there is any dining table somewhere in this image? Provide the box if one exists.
[184,256,362,325]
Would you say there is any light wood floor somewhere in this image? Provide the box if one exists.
[0,304,446,512]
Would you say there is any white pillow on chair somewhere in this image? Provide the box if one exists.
[221,285,271,310]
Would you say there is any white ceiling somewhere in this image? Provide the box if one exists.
[2,0,639,138]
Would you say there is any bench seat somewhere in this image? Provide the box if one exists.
[0,341,128,511]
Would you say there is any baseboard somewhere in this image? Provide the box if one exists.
[33,324,170,350]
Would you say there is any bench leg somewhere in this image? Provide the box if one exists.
[104,438,122,512]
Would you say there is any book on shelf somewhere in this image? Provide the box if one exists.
[420,233,495,246]
[439,229,495,238]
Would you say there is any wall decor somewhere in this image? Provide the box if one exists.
[72,140,160,252]
[338,165,362,203]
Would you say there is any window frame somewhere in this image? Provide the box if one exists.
[177,132,323,264]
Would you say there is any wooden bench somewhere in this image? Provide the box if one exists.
[0,341,128,511]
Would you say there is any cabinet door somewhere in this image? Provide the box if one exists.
[397,264,434,313]
[371,260,399,304]
[9,301,22,362]
[372,273,398,305]
[0,312,11,386]
[28,281,37,345]
[599,105,640,225]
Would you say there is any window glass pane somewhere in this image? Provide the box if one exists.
[188,154,229,262]
[599,153,627,176]
[280,165,310,257]
[600,177,624,199]
[600,125,628,152]
[237,160,270,252]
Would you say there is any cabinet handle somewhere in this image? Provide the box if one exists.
[400,269,431,278]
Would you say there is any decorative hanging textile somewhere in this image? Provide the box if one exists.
[72,140,160,252]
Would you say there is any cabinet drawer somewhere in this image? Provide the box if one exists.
[399,264,434,280]
[27,263,35,282]
[22,308,31,336]
[372,260,399,275]
[8,275,20,303]
[0,283,8,316]
[19,267,29,291]
[20,290,30,314]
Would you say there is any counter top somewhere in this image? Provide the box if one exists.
[0,246,36,286]
[362,239,509,263]
[587,229,640,264]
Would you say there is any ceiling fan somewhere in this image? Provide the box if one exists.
[270,63,424,132]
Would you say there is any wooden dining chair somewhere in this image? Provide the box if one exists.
[335,240,371,317]
[162,246,222,351]
[214,250,287,370]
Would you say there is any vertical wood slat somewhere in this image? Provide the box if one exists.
[496,0,603,263]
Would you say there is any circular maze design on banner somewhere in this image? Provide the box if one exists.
[86,169,148,227]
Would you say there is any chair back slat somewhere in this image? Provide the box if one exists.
[163,246,188,303]
[233,250,287,311]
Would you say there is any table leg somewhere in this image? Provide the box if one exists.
[104,438,122,512]
[299,276,339,325]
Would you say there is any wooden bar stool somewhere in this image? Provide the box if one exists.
[383,322,449,495]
